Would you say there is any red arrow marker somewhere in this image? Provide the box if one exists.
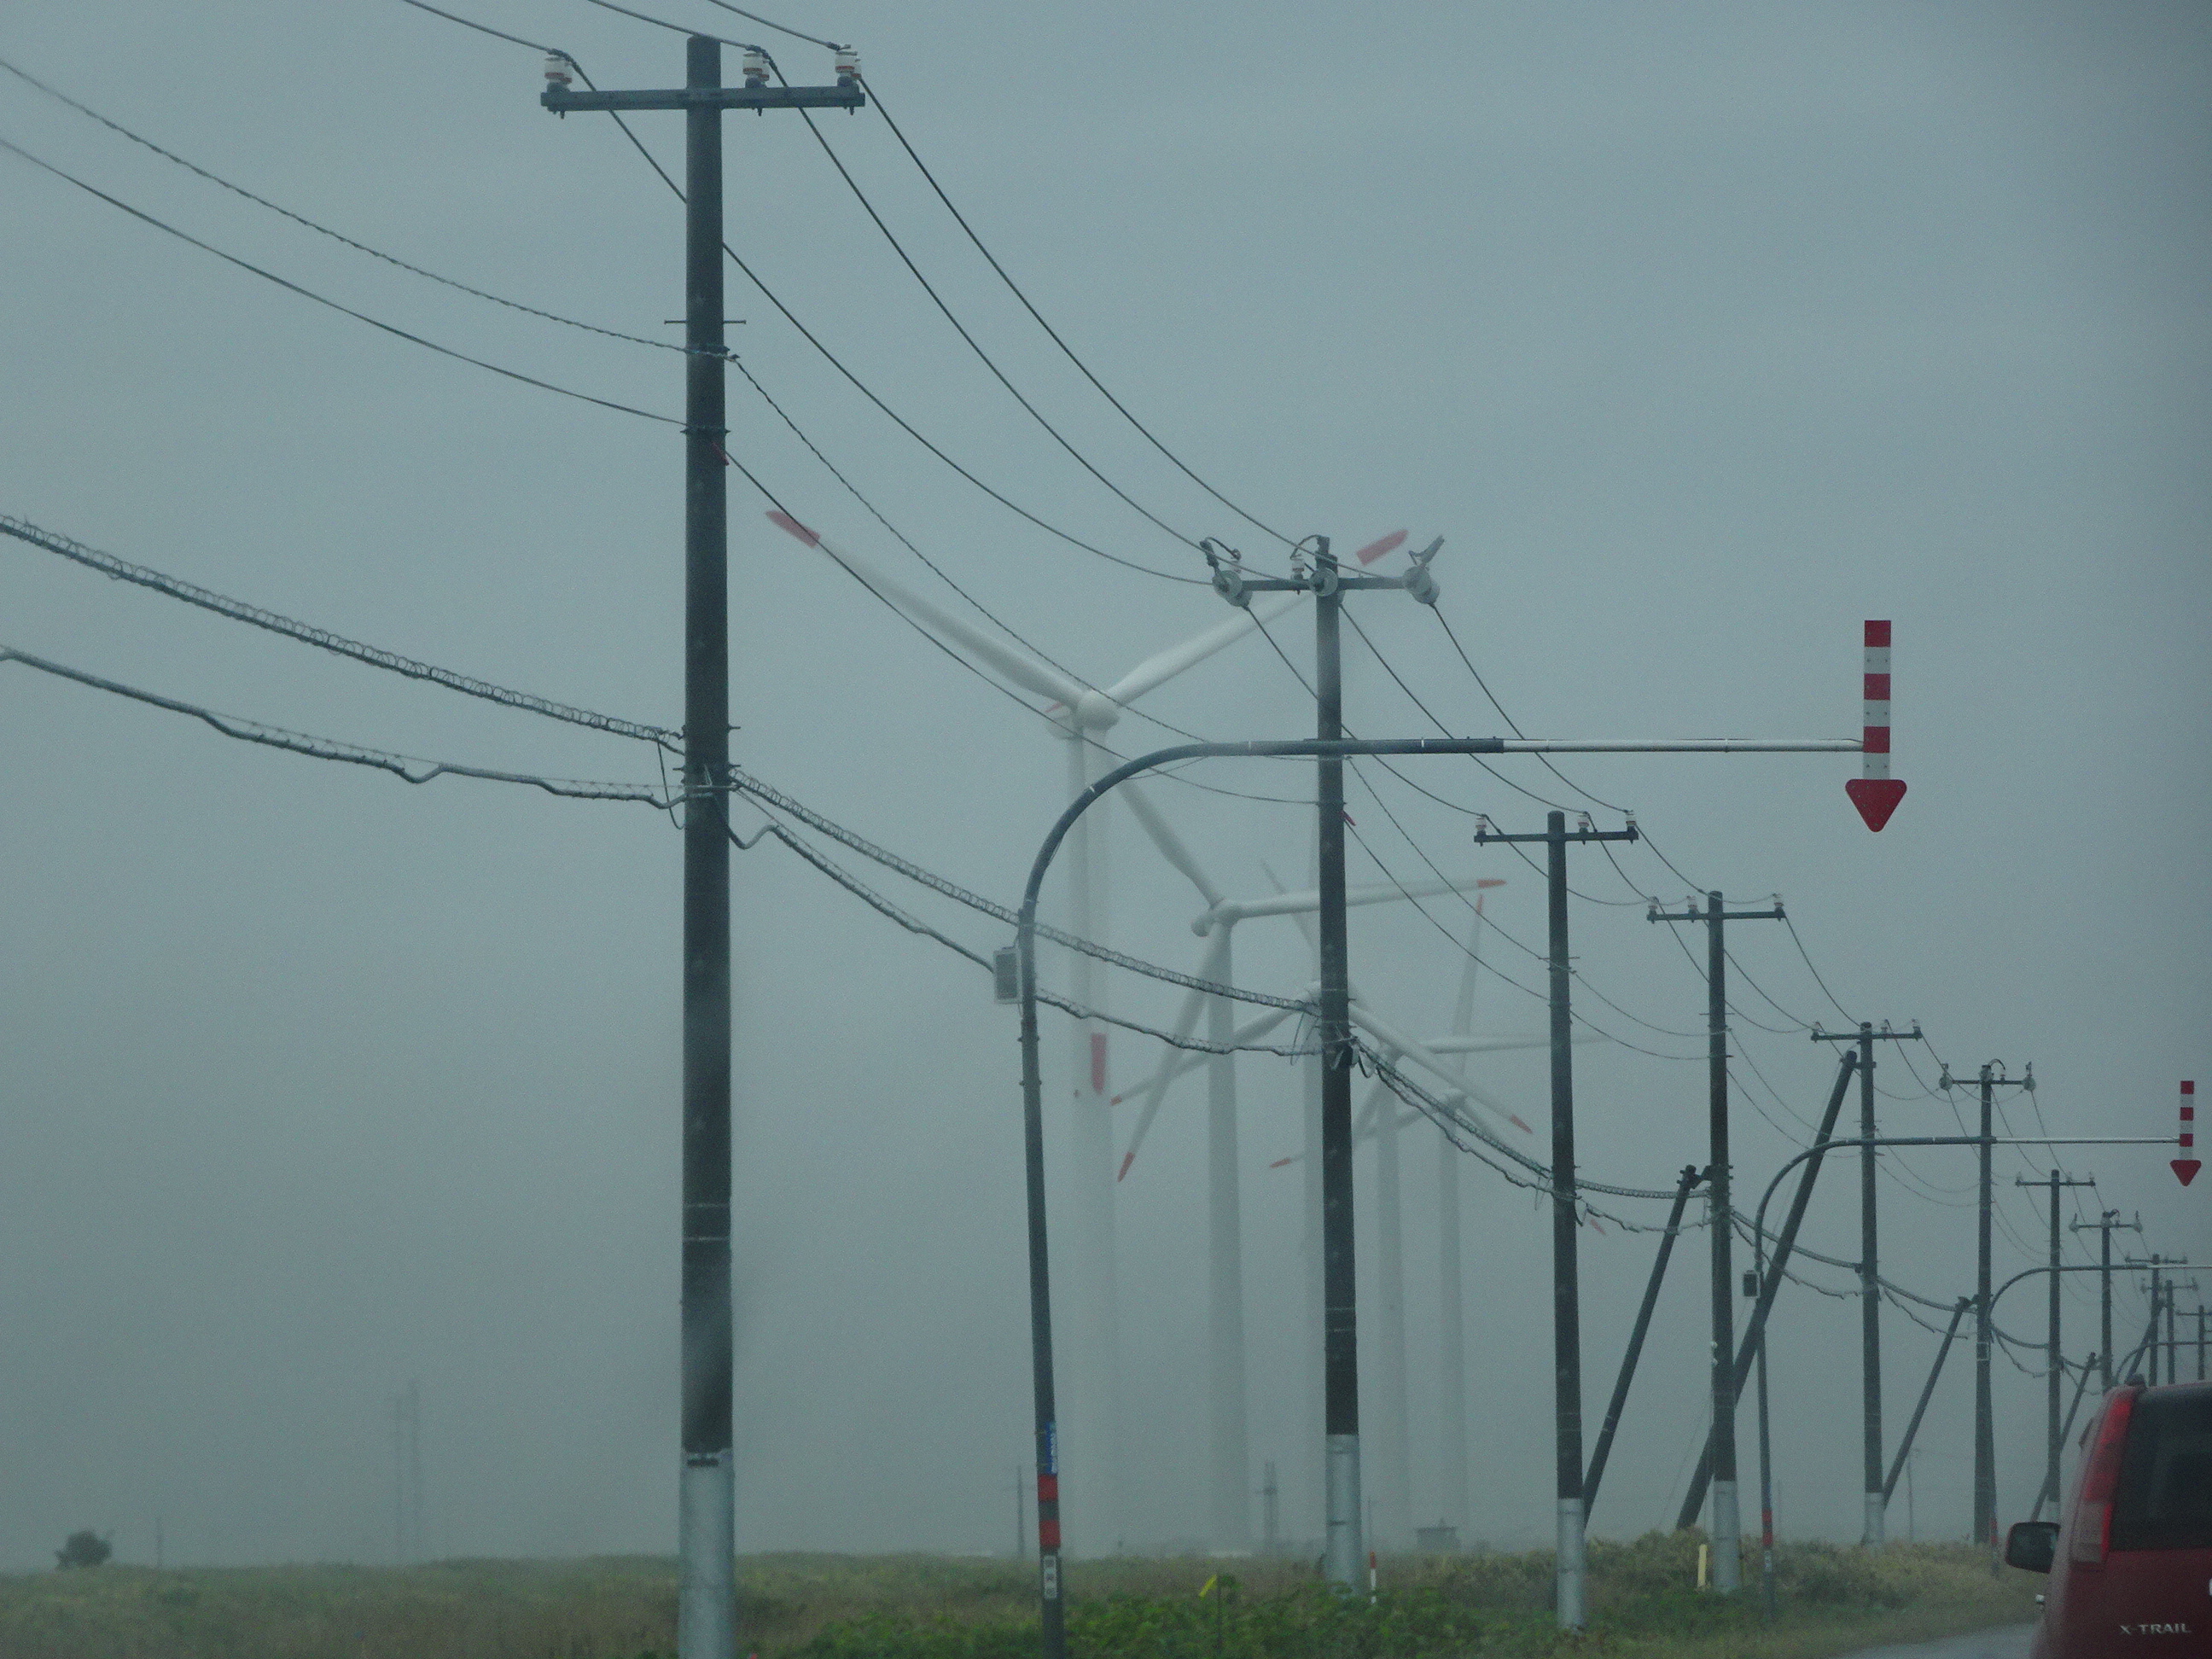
[2176,1161,2202,1188]
[1850,621,1906,830]
[1847,777,1908,832]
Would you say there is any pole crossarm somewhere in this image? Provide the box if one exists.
[544,84,865,111]
[1475,824,1641,845]
[1650,903,1786,923]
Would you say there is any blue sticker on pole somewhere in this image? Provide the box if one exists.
[1041,1420,1057,1476]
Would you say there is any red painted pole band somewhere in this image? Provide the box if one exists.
[1861,620,1892,781]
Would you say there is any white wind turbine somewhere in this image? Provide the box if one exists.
[768,509,1301,1547]
[1108,795,1511,1550]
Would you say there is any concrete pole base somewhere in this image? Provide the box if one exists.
[1556,1498,1587,1629]
[679,1452,736,1659]
[1863,1490,1886,1546]
[1710,1480,1742,1592]
[1324,1434,1364,1589]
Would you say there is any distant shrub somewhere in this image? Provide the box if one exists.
[54,1530,112,1569]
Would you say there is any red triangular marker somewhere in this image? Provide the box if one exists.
[1845,777,1907,832]
[2175,1159,2202,1187]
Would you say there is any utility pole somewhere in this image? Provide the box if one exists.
[2071,1210,2141,1389]
[1477,812,1639,1630]
[1260,1460,1280,1554]
[1646,893,1784,1583]
[2197,1307,2208,1382]
[2125,1256,2174,1383]
[1941,1060,2034,1576]
[1807,1019,1924,1546]
[2017,1171,2093,1530]
[1204,533,1441,1592]
[540,44,864,1659]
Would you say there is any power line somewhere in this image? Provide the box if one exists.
[0,515,681,749]
[858,77,1295,550]
[2,646,671,803]
[1431,604,1631,814]
[697,0,848,52]
[576,0,765,53]
[724,358,1316,791]
[393,0,573,56]
[7,643,1306,1057]
[393,0,1205,585]
[745,817,1309,1057]
[0,54,709,361]
[1341,604,1598,826]
[0,133,678,428]
[1783,913,1859,1025]
[777,69,1207,556]
[1,507,1307,999]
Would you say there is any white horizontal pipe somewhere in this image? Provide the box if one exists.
[1495,739,1860,753]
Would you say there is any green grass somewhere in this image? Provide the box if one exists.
[0,1537,2039,1659]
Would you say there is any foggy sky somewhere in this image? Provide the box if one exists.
[2,1,2207,1571]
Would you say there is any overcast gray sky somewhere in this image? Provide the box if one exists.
[2,1,2206,1571]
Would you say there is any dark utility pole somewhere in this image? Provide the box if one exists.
[1205,533,1439,1592]
[2127,1260,2194,1384]
[1477,812,1639,1630]
[540,44,864,1659]
[1646,894,1784,1585]
[1942,1061,2034,1576]
[2017,1171,2093,1528]
[2071,1210,2140,1389]
[2122,1256,2177,1384]
[1809,1020,1923,1546]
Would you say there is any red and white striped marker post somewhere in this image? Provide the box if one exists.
[1845,620,1908,831]
[2175,1081,2200,1188]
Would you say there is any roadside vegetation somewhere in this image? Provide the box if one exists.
[0,1534,2038,1658]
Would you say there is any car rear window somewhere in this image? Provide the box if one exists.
[2110,1386,2212,1551]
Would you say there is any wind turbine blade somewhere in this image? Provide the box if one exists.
[1121,781,1225,910]
[1353,529,1408,567]
[1101,591,1302,708]
[1448,890,1487,1051]
[1257,861,1320,955]
[1424,1033,1599,1055]
[769,512,1091,708]
[1108,1003,1297,1104]
[1348,1000,1534,1134]
[1226,873,1496,923]
[1116,934,1228,1181]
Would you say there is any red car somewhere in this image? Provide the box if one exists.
[2006,1378,2212,1657]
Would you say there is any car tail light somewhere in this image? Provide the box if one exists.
[2069,1388,2137,1564]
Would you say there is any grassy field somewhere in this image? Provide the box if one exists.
[0,1535,2040,1658]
